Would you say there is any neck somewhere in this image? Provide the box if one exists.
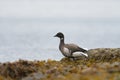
[60,37,64,45]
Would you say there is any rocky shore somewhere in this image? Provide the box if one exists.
[0,48,120,80]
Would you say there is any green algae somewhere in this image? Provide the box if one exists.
[0,48,120,80]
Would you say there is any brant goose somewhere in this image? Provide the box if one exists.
[54,32,88,59]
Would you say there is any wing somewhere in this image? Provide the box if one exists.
[64,43,87,53]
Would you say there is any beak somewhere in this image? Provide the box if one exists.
[54,35,57,37]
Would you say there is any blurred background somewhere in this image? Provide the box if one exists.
[0,0,120,62]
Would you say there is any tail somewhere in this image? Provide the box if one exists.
[79,47,88,53]
[81,52,88,57]
[78,48,88,57]
[72,51,88,58]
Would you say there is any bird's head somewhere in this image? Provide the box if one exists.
[54,32,64,39]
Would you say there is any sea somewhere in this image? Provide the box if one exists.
[0,17,120,62]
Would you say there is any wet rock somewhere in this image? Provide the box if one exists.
[22,72,44,80]
[0,48,120,80]
[81,67,98,74]
[0,60,38,80]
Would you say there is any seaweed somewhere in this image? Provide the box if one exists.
[0,48,120,80]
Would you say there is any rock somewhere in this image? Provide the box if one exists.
[22,72,44,80]
[81,67,98,74]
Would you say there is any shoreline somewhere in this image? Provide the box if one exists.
[0,48,120,80]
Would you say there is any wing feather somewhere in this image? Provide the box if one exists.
[64,43,87,53]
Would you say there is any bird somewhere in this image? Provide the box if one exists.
[54,32,88,59]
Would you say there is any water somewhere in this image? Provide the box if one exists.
[0,18,120,62]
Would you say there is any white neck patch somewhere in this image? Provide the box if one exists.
[60,38,64,40]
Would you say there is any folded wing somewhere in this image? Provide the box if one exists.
[65,43,87,53]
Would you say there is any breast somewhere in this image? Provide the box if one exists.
[60,47,71,57]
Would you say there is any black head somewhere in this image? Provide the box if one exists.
[54,32,64,38]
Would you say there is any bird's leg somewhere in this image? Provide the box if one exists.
[69,50,72,56]
[69,50,77,61]
[70,57,77,61]
[72,57,76,61]
[68,57,75,61]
